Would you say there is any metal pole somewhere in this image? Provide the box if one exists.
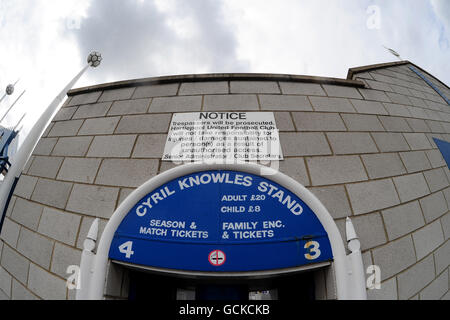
[0,52,102,232]
[13,113,26,131]
[0,90,25,123]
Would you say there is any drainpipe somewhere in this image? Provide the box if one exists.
[346,217,367,299]
[77,218,99,300]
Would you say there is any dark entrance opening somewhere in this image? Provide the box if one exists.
[127,269,316,301]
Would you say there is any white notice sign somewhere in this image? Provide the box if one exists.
[162,112,283,161]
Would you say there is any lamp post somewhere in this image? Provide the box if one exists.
[0,79,19,104]
[0,51,102,232]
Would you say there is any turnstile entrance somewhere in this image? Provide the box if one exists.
[127,269,316,301]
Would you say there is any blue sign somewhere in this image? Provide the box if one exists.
[109,170,333,272]
[433,138,450,169]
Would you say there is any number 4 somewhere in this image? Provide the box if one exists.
[119,241,134,259]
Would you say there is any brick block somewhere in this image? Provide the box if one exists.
[367,278,397,300]
[1,245,30,284]
[68,92,101,106]
[350,213,387,250]
[38,207,81,246]
[341,114,385,131]
[407,106,428,119]
[393,173,430,202]
[346,179,400,215]
[203,94,259,111]
[372,235,416,281]
[419,191,448,223]
[149,96,202,112]
[383,103,412,117]
[273,112,295,131]
[11,279,37,300]
[66,184,119,219]
[413,220,444,260]
[350,99,388,115]
[322,85,363,99]
[50,243,82,279]
[308,185,351,219]
[292,112,345,131]
[48,120,83,137]
[132,83,179,98]
[371,132,410,152]
[0,218,20,248]
[279,132,331,156]
[397,255,435,299]
[403,133,432,150]
[279,82,325,96]
[390,84,412,96]
[132,134,167,158]
[53,107,77,121]
[230,81,280,94]
[87,135,136,158]
[98,87,135,102]
[13,175,38,199]
[27,156,63,179]
[95,159,159,188]
[259,95,312,111]
[115,114,171,134]
[57,158,101,184]
[72,102,112,119]
[33,138,58,156]
[424,168,449,192]
[358,89,391,102]
[309,96,355,112]
[31,179,73,209]
[307,156,367,186]
[10,198,44,230]
[385,92,412,105]
[51,136,93,157]
[408,96,427,108]
[426,149,446,168]
[27,263,66,300]
[77,116,121,136]
[434,240,450,274]
[399,151,432,173]
[378,116,412,132]
[381,201,425,240]
[361,153,406,179]
[327,132,378,155]
[365,79,393,92]
[108,98,150,116]
[425,120,445,133]
[420,271,448,300]
[179,81,228,95]
[278,158,309,186]
[17,228,54,269]
[0,266,12,297]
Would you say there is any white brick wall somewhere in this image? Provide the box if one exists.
[1,62,448,300]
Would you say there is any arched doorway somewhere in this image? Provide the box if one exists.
[83,162,358,300]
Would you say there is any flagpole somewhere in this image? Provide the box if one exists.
[0,80,19,105]
[0,90,26,123]
[0,51,102,232]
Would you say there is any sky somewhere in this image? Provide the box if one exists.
[0,0,449,144]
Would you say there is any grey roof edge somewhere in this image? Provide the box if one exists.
[348,60,449,90]
[67,72,365,96]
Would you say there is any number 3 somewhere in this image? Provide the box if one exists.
[119,241,134,259]
[304,241,321,260]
